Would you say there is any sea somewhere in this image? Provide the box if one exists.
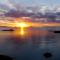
[0,27,60,60]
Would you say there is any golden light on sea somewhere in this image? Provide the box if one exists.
[15,27,26,36]
[20,27,24,35]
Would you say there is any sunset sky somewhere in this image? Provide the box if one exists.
[0,0,60,7]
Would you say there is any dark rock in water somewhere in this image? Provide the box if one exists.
[0,55,13,60]
[2,29,14,31]
[53,31,60,33]
[49,30,60,33]
[43,52,52,58]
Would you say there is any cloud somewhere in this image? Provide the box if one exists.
[0,0,16,10]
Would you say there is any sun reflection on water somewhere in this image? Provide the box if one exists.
[20,27,25,36]
[15,27,28,37]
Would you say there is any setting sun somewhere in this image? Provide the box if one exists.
[16,22,30,27]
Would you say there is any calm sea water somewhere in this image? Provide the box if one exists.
[0,27,60,60]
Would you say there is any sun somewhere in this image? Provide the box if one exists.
[16,22,30,27]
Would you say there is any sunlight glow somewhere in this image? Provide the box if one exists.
[16,22,30,27]
[15,22,31,36]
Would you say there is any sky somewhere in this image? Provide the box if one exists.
[0,0,60,7]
